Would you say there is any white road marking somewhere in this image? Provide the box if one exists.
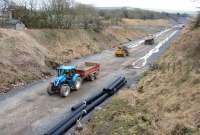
[132,30,178,69]
[153,28,171,38]
[126,39,145,48]
[126,24,181,49]
[126,27,173,49]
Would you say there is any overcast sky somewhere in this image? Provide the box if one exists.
[75,0,199,12]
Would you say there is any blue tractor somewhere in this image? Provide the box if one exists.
[47,65,82,97]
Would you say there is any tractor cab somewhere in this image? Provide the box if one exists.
[57,65,76,78]
[54,66,78,87]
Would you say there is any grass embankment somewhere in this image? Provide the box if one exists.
[0,19,169,93]
[78,27,200,135]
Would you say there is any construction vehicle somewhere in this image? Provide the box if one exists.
[47,62,100,97]
[115,46,129,57]
[144,35,155,45]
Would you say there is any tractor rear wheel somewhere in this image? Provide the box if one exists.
[60,85,71,97]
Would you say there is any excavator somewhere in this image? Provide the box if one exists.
[115,46,129,57]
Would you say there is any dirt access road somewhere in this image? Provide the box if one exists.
[0,26,181,135]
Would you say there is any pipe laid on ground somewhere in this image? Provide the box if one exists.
[71,101,86,111]
[71,76,123,111]
[112,79,127,93]
[45,104,86,135]
[52,94,110,135]
[104,77,126,94]
[71,91,105,111]
[106,76,123,90]
[107,77,124,91]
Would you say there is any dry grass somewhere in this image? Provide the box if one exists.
[122,18,170,27]
[0,28,50,92]
[77,28,200,135]
[104,26,147,43]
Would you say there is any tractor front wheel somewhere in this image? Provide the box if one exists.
[47,83,55,95]
[60,85,71,97]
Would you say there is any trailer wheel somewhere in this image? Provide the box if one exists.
[95,70,99,76]
[47,83,54,95]
[75,77,82,90]
[94,72,98,79]
[60,85,71,97]
[89,73,96,81]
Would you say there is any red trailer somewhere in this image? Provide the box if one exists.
[76,62,100,81]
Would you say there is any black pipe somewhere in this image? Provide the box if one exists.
[113,78,127,91]
[111,77,126,90]
[52,94,110,135]
[71,91,105,111]
[114,79,127,93]
[110,79,126,94]
[45,104,86,135]
[72,76,124,111]
[86,91,106,104]
[104,77,126,94]
[107,77,124,91]
[106,76,123,90]
[71,101,86,111]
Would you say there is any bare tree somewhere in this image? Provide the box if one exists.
[0,0,10,13]
[29,0,36,14]
[191,0,200,28]
[0,0,9,27]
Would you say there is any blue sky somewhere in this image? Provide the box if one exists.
[76,0,199,12]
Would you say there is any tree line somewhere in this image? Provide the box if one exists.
[9,0,101,31]
[1,0,187,30]
[98,8,187,25]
